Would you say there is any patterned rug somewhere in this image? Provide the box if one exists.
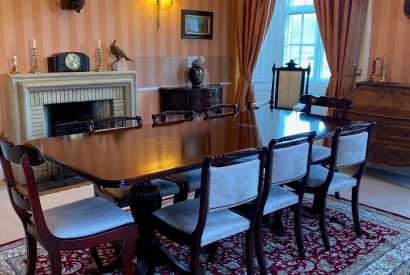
[0,196,409,274]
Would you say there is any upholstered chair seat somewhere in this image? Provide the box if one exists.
[153,198,250,246]
[263,185,299,215]
[37,197,134,239]
[100,179,180,200]
[311,144,331,164]
[168,168,202,190]
[307,165,357,193]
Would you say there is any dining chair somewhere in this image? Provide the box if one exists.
[253,132,315,273]
[89,116,181,207]
[150,147,267,274]
[0,132,138,275]
[301,123,374,251]
[270,59,310,109]
[295,95,353,165]
[205,103,239,119]
[152,110,196,125]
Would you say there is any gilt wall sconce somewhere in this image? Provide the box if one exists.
[156,0,174,30]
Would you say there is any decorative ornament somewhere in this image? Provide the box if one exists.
[368,56,386,82]
[110,40,133,71]
[11,54,20,74]
[61,0,86,13]
[189,59,204,87]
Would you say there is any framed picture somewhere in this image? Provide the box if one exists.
[181,10,213,39]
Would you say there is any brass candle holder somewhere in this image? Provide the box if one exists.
[97,48,104,72]
[31,47,41,74]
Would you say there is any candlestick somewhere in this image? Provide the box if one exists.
[32,38,36,48]
[97,48,104,72]
[31,47,41,74]
[11,54,20,74]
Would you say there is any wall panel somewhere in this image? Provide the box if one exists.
[0,0,234,129]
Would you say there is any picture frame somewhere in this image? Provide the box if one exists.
[181,9,213,39]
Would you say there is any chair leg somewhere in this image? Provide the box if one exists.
[273,209,285,236]
[335,192,341,199]
[122,234,137,275]
[25,229,37,275]
[255,217,268,275]
[194,189,201,198]
[174,187,189,202]
[205,241,219,261]
[352,186,361,237]
[49,250,62,275]
[245,229,255,275]
[318,194,330,251]
[292,204,305,259]
[89,247,104,270]
[189,243,201,274]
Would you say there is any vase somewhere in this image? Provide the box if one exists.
[189,60,204,87]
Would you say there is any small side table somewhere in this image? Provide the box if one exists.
[159,84,223,113]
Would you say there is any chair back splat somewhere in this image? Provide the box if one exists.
[152,110,196,125]
[89,115,143,132]
[299,94,353,119]
[270,59,311,109]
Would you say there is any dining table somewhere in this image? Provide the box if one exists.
[29,106,351,188]
[28,106,353,273]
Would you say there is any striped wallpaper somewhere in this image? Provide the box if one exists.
[369,0,410,83]
[0,0,235,129]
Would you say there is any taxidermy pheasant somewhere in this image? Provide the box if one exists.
[110,40,133,63]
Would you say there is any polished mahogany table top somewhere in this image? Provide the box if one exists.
[29,107,350,187]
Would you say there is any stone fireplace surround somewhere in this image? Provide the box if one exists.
[3,71,137,179]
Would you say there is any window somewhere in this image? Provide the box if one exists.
[283,0,330,82]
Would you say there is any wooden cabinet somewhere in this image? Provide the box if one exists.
[346,82,410,167]
[159,84,223,113]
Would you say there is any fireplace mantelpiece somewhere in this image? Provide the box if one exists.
[4,71,137,144]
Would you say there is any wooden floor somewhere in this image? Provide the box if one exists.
[0,167,409,244]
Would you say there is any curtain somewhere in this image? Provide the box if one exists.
[314,0,368,98]
[233,0,276,111]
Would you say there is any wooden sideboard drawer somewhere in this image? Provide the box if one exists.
[349,113,410,142]
[160,84,223,114]
[368,139,410,167]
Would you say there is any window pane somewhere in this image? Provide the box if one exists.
[300,46,314,76]
[291,0,306,7]
[302,13,316,44]
[321,56,331,79]
[305,0,313,5]
[288,46,300,64]
[288,14,302,43]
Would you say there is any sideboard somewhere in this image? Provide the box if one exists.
[159,84,223,113]
[346,82,410,167]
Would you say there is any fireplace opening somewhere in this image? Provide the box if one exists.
[44,100,113,137]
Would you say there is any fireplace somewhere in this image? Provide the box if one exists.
[45,100,112,137]
[4,71,137,180]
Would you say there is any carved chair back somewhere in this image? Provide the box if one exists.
[324,123,374,192]
[270,60,311,109]
[205,103,239,119]
[89,116,143,132]
[0,133,55,240]
[299,95,353,119]
[152,110,196,125]
[262,132,315,206]
[55,121,90,136]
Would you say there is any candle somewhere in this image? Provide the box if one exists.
[32,38,36,48]
[12,54,17,66]
[98,39,101,49]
